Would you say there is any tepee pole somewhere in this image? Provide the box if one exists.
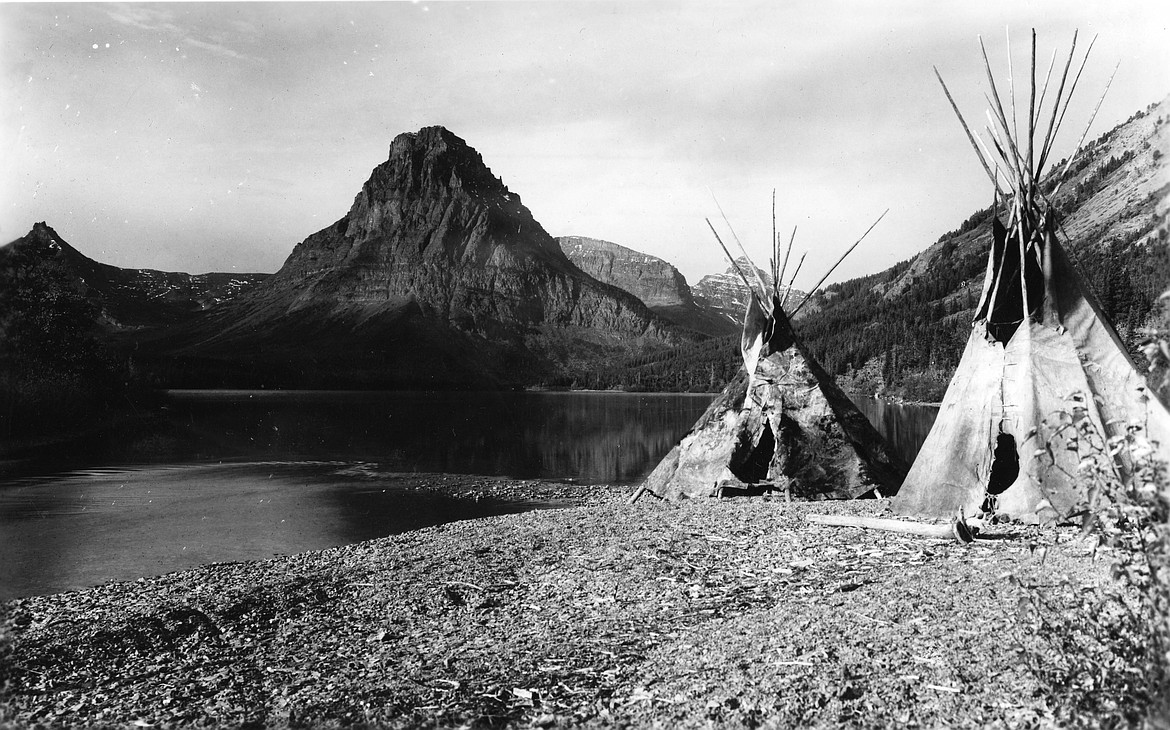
[984,111,1023,182]
[806,514,975,543]
[705,218,757,294]
[1026,30,1037,189]
[1032,46,1058,137]
[790,209,889,318]
[779,251,807,309]
[935,67,1004,194]
[771,190,779,290]
[709,190,770,297]
[979,36,1028,182]
[1038,34,1098,174]
[976,131,1017,198]
[1035,31,1081,175]
[1050,61,1118,198]
[1006,27,1020,159]
[777,226,797,303]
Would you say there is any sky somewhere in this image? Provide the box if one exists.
[2,1,1169,289]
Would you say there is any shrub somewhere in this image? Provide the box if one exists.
[1013,388,1169,724]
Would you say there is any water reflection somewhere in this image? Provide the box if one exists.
[850,396,940,466]
[160,390,713,485]
[0,391,939,601]
[0,392,714,600]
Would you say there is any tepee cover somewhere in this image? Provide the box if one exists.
[639,290,908,500]
[894,32,1170,522]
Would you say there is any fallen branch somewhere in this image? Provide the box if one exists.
[805,514,975,543]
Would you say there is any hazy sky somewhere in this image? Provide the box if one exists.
[3,2,1168,287]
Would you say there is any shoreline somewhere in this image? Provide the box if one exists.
[1,474,1111,728]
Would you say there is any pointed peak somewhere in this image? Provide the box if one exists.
[16,221,70,251]
[376,125,502,193]
[29,221,63,240]
[3,221,84,261]
[388,126,471,156]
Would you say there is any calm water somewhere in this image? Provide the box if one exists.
[0,391,938,600]
[850,397,940,467]
[0,391,713,600]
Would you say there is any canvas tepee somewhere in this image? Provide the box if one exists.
[634,209,909,501]
[895,31,1170,522]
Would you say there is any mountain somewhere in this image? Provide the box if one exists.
[0,222,276,436]
[798,95,1170,401]
[8,95,1164,398]
[0,222,268,330]
[559,236,736,336]
[574,95,1170,397]
[559,236,692,308]
[152,127,696,389]
[691,257,808,322]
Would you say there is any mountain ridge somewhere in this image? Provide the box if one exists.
[0,221,270,329]
[692,257,808,322]
[559,236,737,337]
[5,95,1166,396]
[117,127,704,388]
[568,94,1170,395]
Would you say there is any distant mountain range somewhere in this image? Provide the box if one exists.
[3,94,1166,399]
[690,257,808,321]
[549,94,1170,395]
[0,226,269,329]
[2,128,758,390]
[559,236,748,337]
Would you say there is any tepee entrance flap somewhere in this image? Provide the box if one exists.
[895,29,1170,522]
[634,208,907,502]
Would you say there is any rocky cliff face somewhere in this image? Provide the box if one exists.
[559,236,694,308]
[692,257,807,322]
[232,128,660,336]
[173,127,691,387]
[558,236,739,336]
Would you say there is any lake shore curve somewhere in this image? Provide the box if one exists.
[1,475,1109,728]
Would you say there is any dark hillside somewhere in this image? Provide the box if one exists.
[544,334,740,392]
[800,98,1169,401]
[604,96,1169,399]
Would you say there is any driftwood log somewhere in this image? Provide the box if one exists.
[806,514,975,543]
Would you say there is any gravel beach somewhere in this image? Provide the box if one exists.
[1,476,1116,728]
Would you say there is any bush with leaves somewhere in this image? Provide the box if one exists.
[1139,289,1170,406]
[1013,387,1170,726]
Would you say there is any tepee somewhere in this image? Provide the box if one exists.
[895,31,1170,522]
[634,210,909,501]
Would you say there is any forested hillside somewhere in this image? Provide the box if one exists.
[803,98,1169,401]
[573,97,1170,399]
[802,209,1168,401]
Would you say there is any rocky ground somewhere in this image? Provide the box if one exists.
[0,477,1132,728]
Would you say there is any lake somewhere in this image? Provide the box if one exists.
[0,391,713,600]
[850,396,940,467]
[0,391,938,600]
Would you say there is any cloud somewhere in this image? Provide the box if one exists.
[106,3,265,65]
[105,4,183,34]
[183,37,264,64]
